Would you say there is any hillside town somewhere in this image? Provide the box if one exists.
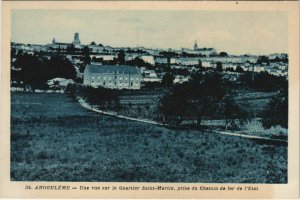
[11,32,288,91]
[10,9,289,185]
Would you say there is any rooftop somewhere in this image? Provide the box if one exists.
[54,42,70,45]
[85,64,140,74]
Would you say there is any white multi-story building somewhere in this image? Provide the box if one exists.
[142,70,162,82]
[140,55,155,65]
[84,64,141,90]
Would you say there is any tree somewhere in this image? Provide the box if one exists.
[46,56,77,80]
[90,41,96,45]
[225,67,235,72]
[66,44,76,53]
[11,48,16,57]
[17,54,45,89]
[257,56,270,65]
[222,95,249,129]
[161,73,174,88]
[83,86,101,109]
[159,51,178,58]
[83,54,91,66]
[236,66,244,73]
[158,83,189,126]
[158,71,228,128]
[15,54,76,89]
[65,83,78,101]
[282,56,288,63]
[223,95,238,128]
[117,50,126,65]
[17,49,23,56]
[240,71,287,92]
[81,45,91,67]
[126,57,152,68]
[219,52,228,57]
[189,72,225,126]
[80,86,120,111]
[216,61,223,72]
[262,86,288,128]
[197,60,203,72]
[82,46,90,54]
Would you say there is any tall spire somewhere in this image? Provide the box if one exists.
[193,40,198,50]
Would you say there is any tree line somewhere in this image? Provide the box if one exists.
[157,70,288,129]
[240,71,287,92]
[12,54,76,89]
[158,71,244,127]
[66,84,120,112]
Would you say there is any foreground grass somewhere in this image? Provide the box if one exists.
[11,92,287,183]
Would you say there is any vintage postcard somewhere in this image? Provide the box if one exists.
[0,1,299,199]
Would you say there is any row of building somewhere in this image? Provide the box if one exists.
[11,33,289,90]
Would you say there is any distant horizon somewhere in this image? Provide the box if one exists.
[10,39,288,56]
[11,10,288,55]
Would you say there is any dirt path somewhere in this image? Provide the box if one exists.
[78,98,164,126]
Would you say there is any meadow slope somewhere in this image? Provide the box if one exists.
[11,92,287,183]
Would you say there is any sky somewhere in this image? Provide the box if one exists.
[11,10,288,55]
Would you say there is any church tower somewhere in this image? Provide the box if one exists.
[193,40,198,50]
[72,32,81,46]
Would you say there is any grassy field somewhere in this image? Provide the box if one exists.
[110,88,276,121]
[11,92,287,183]
[233,90,277,117]
[117,89,165,120]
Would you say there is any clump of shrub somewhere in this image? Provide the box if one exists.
[265,125,288,137]
[240,119,265,134]
[239,119,287,137]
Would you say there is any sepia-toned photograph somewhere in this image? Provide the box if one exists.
[1,1,299,199]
